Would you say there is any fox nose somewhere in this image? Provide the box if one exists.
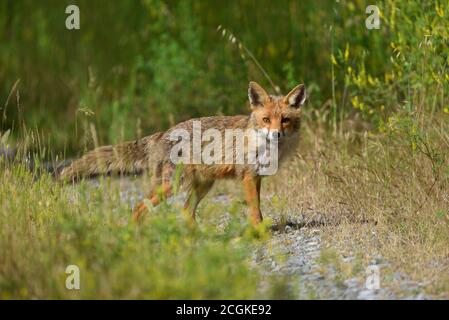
[269,130,281,140]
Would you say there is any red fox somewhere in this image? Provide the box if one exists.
[59,82,306,225]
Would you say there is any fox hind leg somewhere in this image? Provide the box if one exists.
[183,180,215,223]
[132,162,174,221]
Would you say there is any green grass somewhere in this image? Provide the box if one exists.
[0,166,290,299]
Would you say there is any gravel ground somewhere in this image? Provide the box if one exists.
[254,225,430,299]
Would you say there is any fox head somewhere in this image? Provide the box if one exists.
[248,81,306,141]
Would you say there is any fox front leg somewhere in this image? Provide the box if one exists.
[242,173,263,226]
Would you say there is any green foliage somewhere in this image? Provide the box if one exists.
[333,1,449,124]
[3,1,447,154]
[0,167,289,299]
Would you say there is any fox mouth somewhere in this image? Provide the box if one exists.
[256,129,292,143]
[257,128,281,141]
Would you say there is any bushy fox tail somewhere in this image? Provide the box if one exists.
[58,132,164,182]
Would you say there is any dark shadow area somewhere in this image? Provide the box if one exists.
[270,215,377,233]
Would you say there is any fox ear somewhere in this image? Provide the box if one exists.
[284,84,306,108]
[248,81,269,108]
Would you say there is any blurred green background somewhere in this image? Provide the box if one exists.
[1,0,448,154]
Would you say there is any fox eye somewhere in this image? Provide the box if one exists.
[263,117,271,124]
[281,117,290,123]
